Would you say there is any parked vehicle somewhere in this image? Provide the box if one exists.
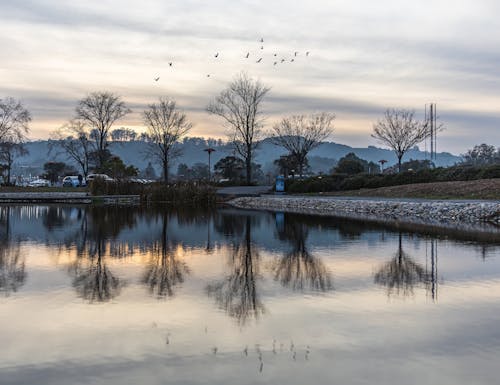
[86,173,114,183]
[62,175,84,187]
[28,178,50,187]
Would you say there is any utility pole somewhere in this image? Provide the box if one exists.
[204,148,216,182]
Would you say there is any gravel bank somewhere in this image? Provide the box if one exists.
[229,196,500,233]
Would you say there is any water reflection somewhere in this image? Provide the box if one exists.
[142,212,189,298]
[274,213,333,292]
[68,207,126,302]
[207,216,264,325]
[0,207,26,296]
[374,233,438,298]
[2,205,500,385]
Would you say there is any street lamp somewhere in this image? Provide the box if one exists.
[204,148,216,181]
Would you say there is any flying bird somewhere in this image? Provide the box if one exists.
[294,51,298,56]
[214,52,219,58]
[245,52,250,58]
[291,58,295,62]
[273,61,277,65]
[168,62,173,66]
[306,51,310,56]
[154,77,160,81]
[273,53,277,56]
[281,58,285,63]
[260,46,264,50]
[256,58,262,63]
[207,74,211,77]
[260,38,264,42]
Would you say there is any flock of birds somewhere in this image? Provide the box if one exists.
[153,37,311,82]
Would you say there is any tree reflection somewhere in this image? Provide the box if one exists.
[68,208,123,302]
[374,233,431,297]
[143,212,189,298]
[274,214,333,292]
[213,211,246,237]
[207,216,264,325]
[0,207,26,296]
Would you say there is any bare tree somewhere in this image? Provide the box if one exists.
[75,92,131,168]
[372,108,438,172]
[207,72,270,184]
[50,120,93,178]
[0,142,28,185]
[270,112,335,177]
[0,97,31,143]
[143,97,192,184]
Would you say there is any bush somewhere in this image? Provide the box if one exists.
[89,180,217,206]
[285,164,500,193]
[287,174,347,193]
[146,182,216,205]
[89,179,145,196]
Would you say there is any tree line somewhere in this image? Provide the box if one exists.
[1,71,498,186]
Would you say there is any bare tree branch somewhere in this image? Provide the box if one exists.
[270,112,335,177]
[50,120,93,178]
[75,91,131,168]
[372,108,442,172]
[207,72,270,184]
[0,97,31,144]
[143,97,192,184]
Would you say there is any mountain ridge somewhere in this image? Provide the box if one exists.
[13,138,461,176]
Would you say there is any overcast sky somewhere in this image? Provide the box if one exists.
[1,0,499,154]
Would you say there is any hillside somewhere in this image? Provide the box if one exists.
[13,138,461,177]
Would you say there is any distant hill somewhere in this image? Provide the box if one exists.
[13,138,461,177]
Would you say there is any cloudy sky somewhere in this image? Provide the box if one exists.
[1,0,499,154]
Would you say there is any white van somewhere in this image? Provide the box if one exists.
[86,173,114,183]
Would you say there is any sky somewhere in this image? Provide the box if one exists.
[1,0,499,154]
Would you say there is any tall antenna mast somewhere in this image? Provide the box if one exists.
[434,103,437,159]
[426,103,437,161]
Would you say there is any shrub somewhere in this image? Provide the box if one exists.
[146,182,216,205]
[284,164,500,193]
[89,179,145,196]
[89,180,217,206]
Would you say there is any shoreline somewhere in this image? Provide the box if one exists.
[229,196,500,235]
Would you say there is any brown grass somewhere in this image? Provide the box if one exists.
[324,178,500,200]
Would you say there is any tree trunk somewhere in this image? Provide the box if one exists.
[245,151,252,185]
[398,155,403,173]
[163,160,169,185]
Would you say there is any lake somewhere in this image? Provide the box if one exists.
[1,205,500,385]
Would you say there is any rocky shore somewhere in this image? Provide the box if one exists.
[229,196,500,233]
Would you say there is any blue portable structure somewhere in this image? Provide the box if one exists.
[275,175,285,193]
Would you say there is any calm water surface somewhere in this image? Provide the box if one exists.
[1,205,500,385]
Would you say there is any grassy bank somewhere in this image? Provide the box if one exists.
[318,179,500,200]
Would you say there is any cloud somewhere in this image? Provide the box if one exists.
[0,0,499,153]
